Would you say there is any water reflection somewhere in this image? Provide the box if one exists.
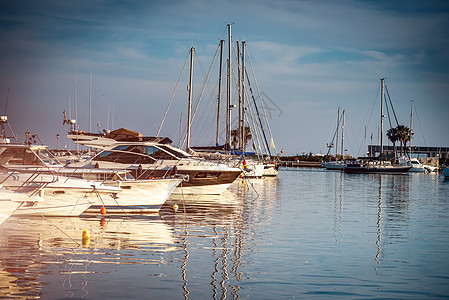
[159,178,279,299]
[0,214,177,298]
[162,186,244,299]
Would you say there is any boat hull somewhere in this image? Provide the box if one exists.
[322,161,346,170]
[84,178,182,213]
[344,164,411,174]
[172,182,232,196]
[0,189,25,225]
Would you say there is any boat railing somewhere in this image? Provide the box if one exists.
[0,166,58,197]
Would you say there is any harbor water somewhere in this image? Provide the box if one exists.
[1,168,449,299]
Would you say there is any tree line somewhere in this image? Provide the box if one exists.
[386,125,413,161]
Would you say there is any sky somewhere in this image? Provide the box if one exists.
[1,0,448,156]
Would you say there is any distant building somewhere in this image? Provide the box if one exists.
[367,145,449,167]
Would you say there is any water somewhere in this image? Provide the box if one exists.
[1,169,449,299]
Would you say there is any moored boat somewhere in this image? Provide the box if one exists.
[66,141,242,195]
[0,187,35,225]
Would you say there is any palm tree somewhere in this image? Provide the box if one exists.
[230,126,253,151]
[395,125,413,156]
[387,127,399,161]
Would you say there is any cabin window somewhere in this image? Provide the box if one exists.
[194,172,219,179]
[146,146,176,160]
[158,145,190,158]
[97,145,154,164]
[0,148,42,165]
[35,149,60,165]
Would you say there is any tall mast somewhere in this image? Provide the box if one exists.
[410,99,414,158]
[186,47,194,151]
[341,109,345,159]
[216,40,224,146]
[335,108,340,159]
[89,72,92,132]
[74,67,77,130]
[241,41,246,152]
[380,78,385,161]
[237,41,241,150]
[226,23,232,149]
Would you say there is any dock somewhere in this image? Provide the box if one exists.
[278,160,322,168]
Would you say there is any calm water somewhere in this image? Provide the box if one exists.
[1,169,449,299]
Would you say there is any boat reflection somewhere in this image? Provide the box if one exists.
[160,177,280,299]
[0,215,177,298]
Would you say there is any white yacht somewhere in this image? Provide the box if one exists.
[0,143,121,216]
[321,160,346,170]
[59,169,183,213]
[0,187,38,225]
[409,158,437,173]
[67,141,242,195]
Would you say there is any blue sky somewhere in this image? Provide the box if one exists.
[1,0,448,156]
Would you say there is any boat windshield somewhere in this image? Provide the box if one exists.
[157,145,190,158]
[95,144,178,163]
[34,148,62,166]
[0,147,60,166]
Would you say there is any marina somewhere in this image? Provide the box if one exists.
[1,2,449,298]
[1,169,449,298]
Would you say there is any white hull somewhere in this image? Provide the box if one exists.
[13,199,92,217]
[242,161,265,178]
[1,173,121,217]
[263,164,279,177]
[172,182,232,196]
[0,189,28,225]
[322,161,346,170]
[85,178,182,213]
[408,158,437,173]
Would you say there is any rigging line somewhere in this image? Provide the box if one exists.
[326,110,339,147]
[384,93,393,131]
[157,52,190,137]
[244,68,271,157]
[243,84,260,155]
[190,43,220,132]
[357,85,379,156]
[246,49,276,154]
[182,45,220,147]
[413,103,427,146]
[244,91,263,158]
[192,93,218,146]
[384,84,399,127]
[326,113,342,156]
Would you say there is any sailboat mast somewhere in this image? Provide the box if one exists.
[74,68,77,130]
[241,41,246,152]
[216,40,224,146]
[237,41,242,150]
[186,47,194,151]
[226,23,232,149]
[380,78,385,161]
[410,99,414,158]
[335,108,340,160]
[89,72,92,132]
[341,109,345,159]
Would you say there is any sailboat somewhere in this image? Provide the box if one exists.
[182,24,279,178]
[322,108,346,170]
[345,78,412,174]
[407,100,437,173]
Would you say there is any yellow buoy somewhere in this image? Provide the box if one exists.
[82,228,90,247]
[242,179,245,185]
[173,204,179,212]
